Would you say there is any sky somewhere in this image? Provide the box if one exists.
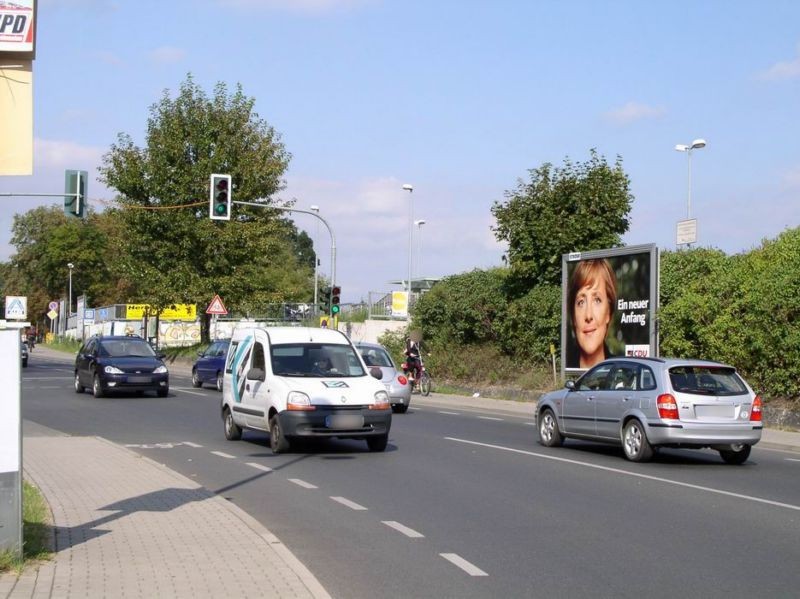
[1,0,799,304]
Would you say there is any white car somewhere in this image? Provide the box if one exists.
[221,326,392,453]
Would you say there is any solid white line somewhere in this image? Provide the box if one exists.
[440,553,488,576]
[289,478,318,489]
[172,387,206,396]
[445,437,800,513]
[330,496,368,511]
[246,462,273,472]
[478,416,504,421]
[382,521,425,538]
[439,411,460,415]
[183,441,203,448]
[210,450,236,459]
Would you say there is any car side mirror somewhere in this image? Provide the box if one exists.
[565,380,576,391]
[197,350,204,357]
[247,367,265,382]
[157,352,166,360]
[370,367,383,380]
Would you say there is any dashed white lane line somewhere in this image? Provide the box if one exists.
[439,411,460,415]
[446,437,800,513]
[440,553,488,577]
[173,387,206,396]
[524,422,536,426]
[786,458,800,463]
[382,521,425,538]
[246,462,273,472]
[210,450,236,459]
[183,441,203,448]
[330,496,368,511]
[289,478,318,489]
[478,416,504,421]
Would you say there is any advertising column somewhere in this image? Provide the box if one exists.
[0,329,23,556]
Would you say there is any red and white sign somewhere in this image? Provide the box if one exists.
[0,1,36,56]
[206,294,228,315]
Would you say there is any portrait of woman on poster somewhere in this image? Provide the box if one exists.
[567,258,617,369]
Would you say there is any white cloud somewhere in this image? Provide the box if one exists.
[148,46,186,65]
[759,44,800,81]
[604,102,666,125]
[216,0,373,15]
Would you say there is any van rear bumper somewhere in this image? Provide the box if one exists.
[279,407,391,438]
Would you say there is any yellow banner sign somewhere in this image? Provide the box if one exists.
[125,304,197,321]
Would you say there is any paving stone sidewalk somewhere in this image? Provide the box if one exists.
[1,427,329,599]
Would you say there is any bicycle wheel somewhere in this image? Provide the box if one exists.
[420,372,432,396]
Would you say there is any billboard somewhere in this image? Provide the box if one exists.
[561,244,658,374]
[125,303,197,321]
[0,0,36,59]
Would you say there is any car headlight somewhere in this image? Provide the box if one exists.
[370,390,391,410]
[153,365,168,374]
[104,365,124,374]
[287,391,315,411]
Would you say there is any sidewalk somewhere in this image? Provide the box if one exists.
[0,421,329,599]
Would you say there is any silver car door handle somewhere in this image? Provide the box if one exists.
[623,396,632,401]
[587,396,595,401]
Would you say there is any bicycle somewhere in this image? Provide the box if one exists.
[403,358,432,396]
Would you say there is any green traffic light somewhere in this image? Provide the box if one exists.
[331,305,340,315]
[215,202,227,215]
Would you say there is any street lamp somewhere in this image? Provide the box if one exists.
[402,184,414,318]
[674,138,707,220]
[67,262,74,317]
[414,219,426,283]
[310,205,320,316]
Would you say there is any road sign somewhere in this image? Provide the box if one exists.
[206,295,228,315]
[48,301,58,311]
[47,310,58,320]
[677,219,697,245]
[4,296,27,320]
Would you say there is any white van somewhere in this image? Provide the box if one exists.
[221,326,392,453]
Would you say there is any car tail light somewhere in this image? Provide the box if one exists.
[397,375,408,385]
[656,393,680,420]
[750,395,762,422]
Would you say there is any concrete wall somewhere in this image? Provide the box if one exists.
[340,319,407,344]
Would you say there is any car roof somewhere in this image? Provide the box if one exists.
[598,356,735,369]
[93,335,148,342]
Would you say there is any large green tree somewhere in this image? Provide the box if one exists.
[99,75,308,340]
[491,150,633,293]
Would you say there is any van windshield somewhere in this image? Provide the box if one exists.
[271,343,366,378]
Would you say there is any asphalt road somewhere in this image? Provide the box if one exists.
[21,350,800,598]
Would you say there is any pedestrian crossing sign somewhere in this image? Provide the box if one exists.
[4,296,27,320]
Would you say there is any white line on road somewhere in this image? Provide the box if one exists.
[38,386,61,389]
[478,416,504,421]
[382,521,425,538]
[172,387,207,396]
[524,422,536,426]
[786,458,800,463]
[445,437,800,513]
[246,462,273,472]
[210,451,236,459]
[330,496,368,511]
[440,553,488,576]
[438,411,460,415]
[183,442,203,448]
[289,478,318,489]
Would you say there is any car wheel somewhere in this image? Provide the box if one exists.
[216,372,223,392]
[719,444,751,465]
[157,388,169,398]
[269,415,290,454]
[367,434,389,452]
[74,372,84,394]
[622,419,653,462]
[538,408,564,447]
[393,403,409,414]
[92,375,104,398]
[420,373,432,396]
[191,369,202,388]
[223,408,242,441]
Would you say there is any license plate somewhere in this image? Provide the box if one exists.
[694,404,735,419]
[325,414,364,429]
[127,376,152,384]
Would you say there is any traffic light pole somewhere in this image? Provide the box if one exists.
[233,200,337,295]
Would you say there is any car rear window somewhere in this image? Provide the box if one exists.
[669,366,748,396]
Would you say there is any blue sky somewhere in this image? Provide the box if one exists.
[2,0,799,302]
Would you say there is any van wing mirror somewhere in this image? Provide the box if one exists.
[247,367,266,382]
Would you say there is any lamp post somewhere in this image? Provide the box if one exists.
[310,205,320,316]
[674,139,707,220]
[414,219,426,283]
[67,263,74,317]
[402,184,414,319]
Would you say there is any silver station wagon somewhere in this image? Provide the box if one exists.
[536,357,763,464]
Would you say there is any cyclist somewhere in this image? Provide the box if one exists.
[404,331,424,383]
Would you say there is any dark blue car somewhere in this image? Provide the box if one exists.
[192,339,230,391]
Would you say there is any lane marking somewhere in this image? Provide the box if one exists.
[246,462,273,472]
[330,496,368,511]
[289,478,318,489]
[210,451,236,459]
[172,387,207,396]
[439,411,460,415]
[786,458,800,463]
[445,437,800,513]
[440,553,488,577]
[478,416,504,421]
[382,521,424,538]
[183,442,203,448]
[524,422,536,426]
[38,386,61,389]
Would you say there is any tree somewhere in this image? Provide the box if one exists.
[99,75,308,341]
[491,150,633,293]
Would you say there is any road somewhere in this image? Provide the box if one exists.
[21,350,800,598]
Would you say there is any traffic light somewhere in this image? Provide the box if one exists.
[209,174,232,220]
[64,169,88,218]
[320,286,331,314]
[331,286,341,316]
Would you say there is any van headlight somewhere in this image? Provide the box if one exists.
[287,391,315,411]
[153,365,168,374]
[370,390,390,410]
